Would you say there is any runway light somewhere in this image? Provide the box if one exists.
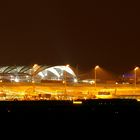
[73,101,82,105]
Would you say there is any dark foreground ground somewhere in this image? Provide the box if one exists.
[0,99,140,122]
[0,99,138,136]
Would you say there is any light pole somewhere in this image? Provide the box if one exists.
[115,82,118,96]
[32,64,39,93]
[94,65,99,88]
[134,67,139,89]
[32,64,39,83]
[63,64,69,99]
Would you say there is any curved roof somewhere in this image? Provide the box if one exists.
[0,66,32,75]
[0,65,77,80]
[37,65,77,79]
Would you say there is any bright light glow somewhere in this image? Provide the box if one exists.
[135,67,139,71]
[82,80,88,83]
[33,64,38,69]
[33,64,40,72]
[90,80,95,84]
[95,65,100,70]
[15,77,19,82]
[82,80,95,84]
[74,78,78,83]
[73,101,82,105]
[44,72,48,76]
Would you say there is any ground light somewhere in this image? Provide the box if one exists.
[73,101,83,105]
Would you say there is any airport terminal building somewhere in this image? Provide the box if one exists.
[0,65,77,83]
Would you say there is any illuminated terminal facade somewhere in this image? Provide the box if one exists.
[0,65,77,83]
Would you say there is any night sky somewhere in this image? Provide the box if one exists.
[0,0,140,74]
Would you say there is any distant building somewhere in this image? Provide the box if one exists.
[0,65,77,83]
[117,74,135,84]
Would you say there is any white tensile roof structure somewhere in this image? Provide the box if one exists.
[0,65,77,83]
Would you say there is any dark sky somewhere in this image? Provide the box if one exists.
[0,0,140,74]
